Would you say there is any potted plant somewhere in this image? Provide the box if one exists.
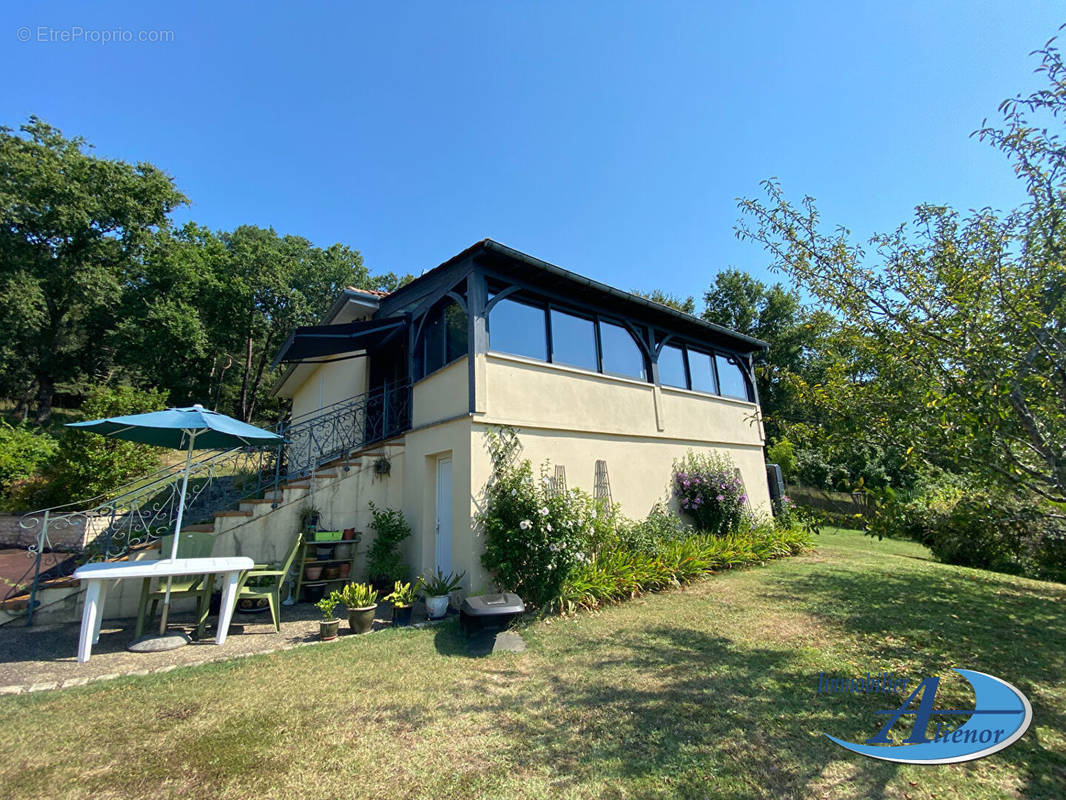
[420,569,465,619]
[384,580,417,627]
[299,506,321,533]
[365,503,412,594]
[339,581,379,634]
[316,591,342,641]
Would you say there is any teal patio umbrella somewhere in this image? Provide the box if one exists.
[67,404,284,636]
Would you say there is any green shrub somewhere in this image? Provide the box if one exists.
[672,451,750,535]
[42,384,168,506]
[365,502,411,584]
[556,523,813,613]
[765,437,796,482]
[0,421,57,509]
[613,502,692,555]
[868,486,1066,583]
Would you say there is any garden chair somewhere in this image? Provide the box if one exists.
[135,531,216,639]
[231,532,303,633]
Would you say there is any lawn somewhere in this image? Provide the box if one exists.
[1,528,1063,799]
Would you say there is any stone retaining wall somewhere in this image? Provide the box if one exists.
[0,513,97,550]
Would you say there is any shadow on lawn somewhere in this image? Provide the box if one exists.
[479,624,903,799]
[760,564,1066,799]
[452,558,1066,799]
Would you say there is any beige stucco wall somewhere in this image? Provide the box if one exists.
[466,353,771,570]
[481,353,765,446]
[290,357,368,423]
[400,417,473,587]
[411,359,468,428]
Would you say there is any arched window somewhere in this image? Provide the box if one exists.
[599,320,646,380]
[414,298,468,381]
[715,353,751,401]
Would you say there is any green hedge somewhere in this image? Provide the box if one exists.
[555,525,812,613]
[867,487,1066,583]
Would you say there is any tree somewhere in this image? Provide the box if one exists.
[632,288,696,314]
[737,37,1066,506]
[112,223,226,408]
[702,269,834,442]
[211,226,370,421]
[0,118,186,421]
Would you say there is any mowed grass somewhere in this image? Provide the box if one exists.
[1,528,1064,799]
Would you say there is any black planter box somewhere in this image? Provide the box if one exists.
[460,592,525,635]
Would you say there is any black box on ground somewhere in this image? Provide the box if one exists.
[459,592,525,635]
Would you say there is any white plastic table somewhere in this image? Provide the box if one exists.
[72,556,255,663]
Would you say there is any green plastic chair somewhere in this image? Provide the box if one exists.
[231,533,303,633]
[135,531,216,639]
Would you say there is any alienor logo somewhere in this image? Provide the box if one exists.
[825,669,1032,764]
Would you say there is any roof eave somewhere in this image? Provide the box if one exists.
[479,240,770,352]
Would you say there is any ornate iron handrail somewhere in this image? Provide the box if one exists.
[282,380,410,478]
[7,380,412,624]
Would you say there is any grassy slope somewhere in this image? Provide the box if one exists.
[1,529,1063,800]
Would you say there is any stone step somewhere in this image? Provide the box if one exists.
[214,510,253,518]
[278,481,310,491]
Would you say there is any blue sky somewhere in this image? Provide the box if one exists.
[3,2,1061,301]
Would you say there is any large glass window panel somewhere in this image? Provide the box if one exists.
[444,302,468,363]
[687,349,717,394]
[421,311,445,376]
[550,309,597,371]
[599,320,646,379]
[658,343,688,389]
[716,353,750,400]
[489,298,547,361]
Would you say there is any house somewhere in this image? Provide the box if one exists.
[270,239,771,594]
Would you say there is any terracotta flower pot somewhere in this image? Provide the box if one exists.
[342,528,356,540]
[323,566,340,580]
[347,604,377,634]
[338,563,351,579]
[304,565,323,581]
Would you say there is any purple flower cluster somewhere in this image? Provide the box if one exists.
[673,467,748,535]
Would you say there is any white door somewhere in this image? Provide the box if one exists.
[435,456,453,575]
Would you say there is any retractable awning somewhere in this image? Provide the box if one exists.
[273,317,407,366]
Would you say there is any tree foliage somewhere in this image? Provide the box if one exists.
[737,37,1066,506]
[42,384,168,506]
[631,288,696,314]
[0,117,406,431]
[701,268,835,442]
[0,118,187,421]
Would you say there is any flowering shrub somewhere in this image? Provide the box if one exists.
[672,451,750,535]
[478,427,600,607]
[772,494,795,529]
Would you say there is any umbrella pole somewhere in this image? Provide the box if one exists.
[159,431,197,635]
